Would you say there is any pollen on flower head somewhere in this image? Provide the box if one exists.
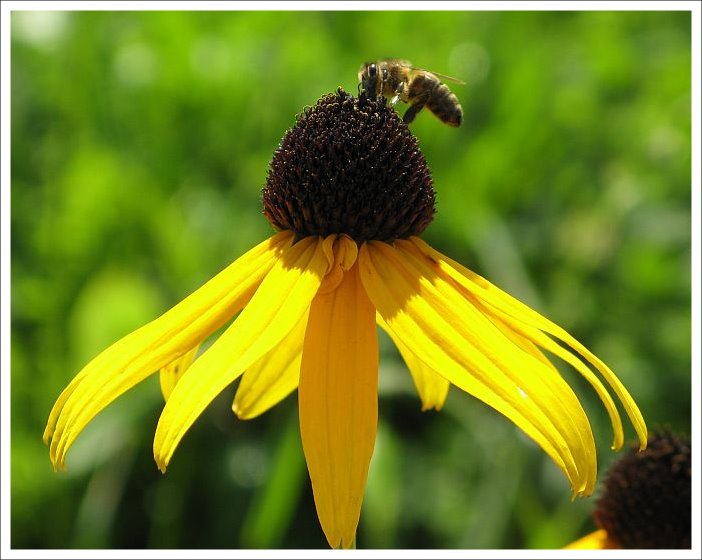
[262,88,436,243]
[593,430,691,549]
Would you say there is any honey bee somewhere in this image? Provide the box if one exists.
[358,59,464,127]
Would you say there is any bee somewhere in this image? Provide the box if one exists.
[358,59,465,127]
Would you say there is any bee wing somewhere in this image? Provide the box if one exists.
[405,65,466,85]
[421,69,466,85]
[376,59,466,85]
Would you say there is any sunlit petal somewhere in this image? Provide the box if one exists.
[412,237,647,451]
[232,236,358,421]
[564,529,619,549]
[154,235,329,471]
[360,240,596,496]
[378,315,449,411]
[484,307,625,449]
[403,239,623,448]
[299,257,378,549]
[160,344,200,401]
[44,231,294,469]
[232,310,307,420]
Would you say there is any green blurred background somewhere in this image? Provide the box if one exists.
[11,10,691,550]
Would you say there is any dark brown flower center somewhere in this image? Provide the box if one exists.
[262,89,435,243]
[593,430,691,549]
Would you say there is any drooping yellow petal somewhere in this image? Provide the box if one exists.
[400,241,624,444]
[359,240,596,496]
[564,529,619,549]
[232,234,358,421]
[232,310,307,420]
[160,344,200,401]
[398,240,599,494]
[411,236,647,451]
[377,315,449,411]
[154,234,330,472]
[480,305,625,450]
[44,231,294,469]
[299,250,378,549]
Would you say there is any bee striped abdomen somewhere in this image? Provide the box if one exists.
[426,84,463,127]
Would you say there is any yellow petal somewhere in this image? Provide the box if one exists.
[424,262,624,444]
[377,315,449,411]
[564,529,620,549]
[154,234,329,471]
[160,344,200,401]
[485,308,625,450]
[299,256,378,549]
[44,231,294,469]
[232,310,307,420]
[412,236,647,451]
[359,240,596,496]
[231,232,357,421]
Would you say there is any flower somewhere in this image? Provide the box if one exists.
[44,89,647,549]
[565,430,691,549]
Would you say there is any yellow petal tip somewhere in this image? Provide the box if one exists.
[420,403,443,412]
[154,450,169,473]
[231,404,255,421]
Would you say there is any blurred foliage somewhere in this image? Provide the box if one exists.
[11,10,691,550]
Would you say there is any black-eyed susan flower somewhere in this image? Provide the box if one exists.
[566,430,691,550]
[44,89,648,549]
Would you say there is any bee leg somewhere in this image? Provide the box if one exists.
[390,82,405,105]
[403,92,430,124]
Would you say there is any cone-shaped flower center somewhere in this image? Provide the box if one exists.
[262,89,436,243]
[594,431,691,549]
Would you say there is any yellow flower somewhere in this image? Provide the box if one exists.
[44,90,647,549]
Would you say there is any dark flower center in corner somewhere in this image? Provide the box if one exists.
[594,430,691,549]
[262,88,435,243]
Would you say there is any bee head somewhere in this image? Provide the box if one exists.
[358,62,380,98]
